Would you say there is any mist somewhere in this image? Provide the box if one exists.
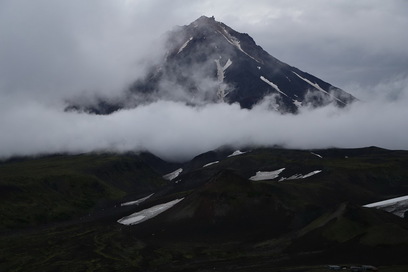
[0,74,407,162]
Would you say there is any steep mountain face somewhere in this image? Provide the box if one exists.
[138,15,355,111]
[73,16,355,114]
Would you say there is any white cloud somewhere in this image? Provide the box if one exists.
[1,75,407,161]
[0,0,170,103]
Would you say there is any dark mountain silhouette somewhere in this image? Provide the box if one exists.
[69,16,355,114]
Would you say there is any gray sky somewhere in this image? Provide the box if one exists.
[0,0,407,161]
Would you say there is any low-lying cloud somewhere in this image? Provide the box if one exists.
[1,75,407,162]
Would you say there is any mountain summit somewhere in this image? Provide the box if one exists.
[72,16,355,114]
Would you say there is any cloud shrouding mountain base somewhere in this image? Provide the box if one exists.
[1,76,407,162]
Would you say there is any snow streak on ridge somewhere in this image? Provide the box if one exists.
[177,37,193,54]
[215,58,233,102]
[121,193,154,207]
[260,76,289,98]
[217,26,261,63]
[292,72,346,105]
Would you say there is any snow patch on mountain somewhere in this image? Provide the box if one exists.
[121,193,154,207]
[363,195,408,218]
[228,150,247,157]
[249,168,285,181]
[163,168,183,181]
[311,152,323,158]
[218,26,260,63]
[293,99,302,108]
[279,170,322,181]
[117,198,184,225]
[215,58,233,102]
[260,76,289,98]
[177,37,193,54]
[303,170,322,178]
[364,195,408,207]
[203,161,219,167]
[292,72,346,105]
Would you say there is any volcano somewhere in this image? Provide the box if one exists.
[71,16,355,114]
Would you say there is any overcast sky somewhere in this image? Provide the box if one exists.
[0,0,407,161]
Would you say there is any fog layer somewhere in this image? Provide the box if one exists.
[1,75,407,161]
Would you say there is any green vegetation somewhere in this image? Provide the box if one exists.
[0,153,165,230]
[1,147,408,271]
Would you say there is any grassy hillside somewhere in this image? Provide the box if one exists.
[1,147,408,271]
[0,153,166,230]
